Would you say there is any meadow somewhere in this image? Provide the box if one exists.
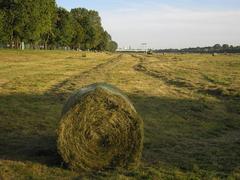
[0,50,240,179]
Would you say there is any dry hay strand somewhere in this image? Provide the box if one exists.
[57,83,144,172]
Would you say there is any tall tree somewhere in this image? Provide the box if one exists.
[213,44,221,49]
[107,41,118,52]
[96,31,110,51]
[87,10,104,50]
[70,8,107,50]
[70,9,85,50]
[222,44,229,49]
[0,0,24,48]
[0,0,56,48]
[0,1,118,51]
[0,10,5,44]
[53,7,74,48]
[39,0,56,49]
[96,31,118,51]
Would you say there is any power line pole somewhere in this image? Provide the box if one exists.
[141,43,147,53]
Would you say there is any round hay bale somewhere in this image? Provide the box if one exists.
[57,83,143,172]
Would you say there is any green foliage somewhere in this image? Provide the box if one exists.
[0,0,56,48]
[0,0,22,47]
[96,31,118,52]
[107,41,118,52]
[0,9,5,44]
[222,44,229,49]
[155,44,240,53]
[53,7,74,47]
[0,1,117,51]
[39,0,57,48]
[213,44,221,49]
[69,8,116,51]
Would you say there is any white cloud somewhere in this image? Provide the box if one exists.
[99,5,240,49]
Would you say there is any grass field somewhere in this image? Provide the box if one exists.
[0,50,240,179]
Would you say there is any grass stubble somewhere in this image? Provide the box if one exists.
[0,50,239,179]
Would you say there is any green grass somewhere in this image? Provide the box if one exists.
[0,50,240,179]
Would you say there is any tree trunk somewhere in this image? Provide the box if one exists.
[44,42,48,50]
[14,39,17,49]
[9,41,13,48]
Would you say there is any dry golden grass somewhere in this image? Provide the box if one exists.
[0,50,240,179]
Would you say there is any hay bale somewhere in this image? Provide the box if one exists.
[57,83,143,172]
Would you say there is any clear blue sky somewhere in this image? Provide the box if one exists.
[56,0,240,49]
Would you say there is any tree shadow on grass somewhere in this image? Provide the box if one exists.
[0,92,239,174]
[0,93,66,167]
[128,93,240,174]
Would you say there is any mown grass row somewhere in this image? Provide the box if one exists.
[0,50,240,179]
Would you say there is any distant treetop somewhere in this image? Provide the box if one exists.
[154,44,240,53]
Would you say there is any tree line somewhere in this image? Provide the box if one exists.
[0,0,118,51]
[154,44,240,54]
